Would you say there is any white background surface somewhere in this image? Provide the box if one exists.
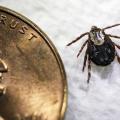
[0,0,120,120]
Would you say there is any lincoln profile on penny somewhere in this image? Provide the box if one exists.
[67,24,120,83]
[0,59,8,96]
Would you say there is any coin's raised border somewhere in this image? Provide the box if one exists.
[0,6,67,120]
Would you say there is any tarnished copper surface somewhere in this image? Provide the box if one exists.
[0,6,67,120]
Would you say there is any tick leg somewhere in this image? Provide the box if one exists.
[103,24,120,30]
[67,32,88,46]
[107,34,120,39]
[77,40,88,57]
[87,57,91,84]
[82,49,88,72]
[114,43,120,49]
[111,42,120,49]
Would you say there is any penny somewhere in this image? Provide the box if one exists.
[0,6,67,120]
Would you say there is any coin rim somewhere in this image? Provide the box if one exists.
[0,6,68,120]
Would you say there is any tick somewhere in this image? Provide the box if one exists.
[67,24,120,83]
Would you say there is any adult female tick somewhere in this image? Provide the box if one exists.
[67,24,120,83]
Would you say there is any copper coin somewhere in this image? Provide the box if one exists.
[0,6,67,120]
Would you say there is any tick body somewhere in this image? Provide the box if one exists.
[88,36,115,66]
[67,24,120,83]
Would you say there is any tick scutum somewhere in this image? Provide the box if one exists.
[88,36,115,66]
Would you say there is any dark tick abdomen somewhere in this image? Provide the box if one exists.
[88,38,115,66]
